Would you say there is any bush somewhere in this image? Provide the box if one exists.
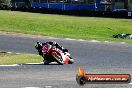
[0,0,11,9]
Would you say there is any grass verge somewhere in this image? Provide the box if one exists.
[0,52,42,65]
[0,10,132,43]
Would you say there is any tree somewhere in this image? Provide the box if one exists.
[0,0,11,9]
[0,0,11,5]
[124,0,131,10]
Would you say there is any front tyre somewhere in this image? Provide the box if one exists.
[68,59,74,64]
[68,56,74,64]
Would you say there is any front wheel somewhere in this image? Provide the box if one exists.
[68,56,74,64]
[52,52,64,65]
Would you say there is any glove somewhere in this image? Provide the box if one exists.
[63,49,68,52]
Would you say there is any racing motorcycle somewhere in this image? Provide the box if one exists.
[35,42,74,65]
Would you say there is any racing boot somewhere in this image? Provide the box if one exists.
[43,60,50,65]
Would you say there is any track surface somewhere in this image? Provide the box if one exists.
[0,33,132,88]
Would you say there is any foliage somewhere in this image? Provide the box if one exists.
[0,0,11,5]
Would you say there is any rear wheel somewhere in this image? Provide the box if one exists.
[52,52,63,65]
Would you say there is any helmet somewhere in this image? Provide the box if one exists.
[35,41,42,50]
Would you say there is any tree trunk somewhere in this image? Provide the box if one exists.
[124,0,128,10]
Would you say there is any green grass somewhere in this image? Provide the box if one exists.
[0,10,132,43]
[0,52,42,65]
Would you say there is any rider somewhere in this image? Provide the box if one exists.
[35,41,68,55]
[35,41,69,64]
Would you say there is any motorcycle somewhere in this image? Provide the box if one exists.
[36,42,74,65]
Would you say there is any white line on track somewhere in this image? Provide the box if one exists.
[120,42,126,44]
[78,39,86,41]
[65,38,76,41]
[90,40,100,42]
[25,62,57,65]
[7,52,12,54]
[64,37,128,45]
[0,62,57,66]
[104,41,111,43]
[129,83,132,85]
[0,64,19,67]
[0,33,129,45]
[22,87,40,88]
[16,53,21,54]
[25,62,43,64]
[45,86,52,88]
[22,86,52,88]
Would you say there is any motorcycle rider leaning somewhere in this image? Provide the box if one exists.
[35,41,69,64]
[35,41,68,55]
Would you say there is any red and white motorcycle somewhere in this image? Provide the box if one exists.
[41,43,74,65]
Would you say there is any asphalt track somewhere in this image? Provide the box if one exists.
[0,33,132,88]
